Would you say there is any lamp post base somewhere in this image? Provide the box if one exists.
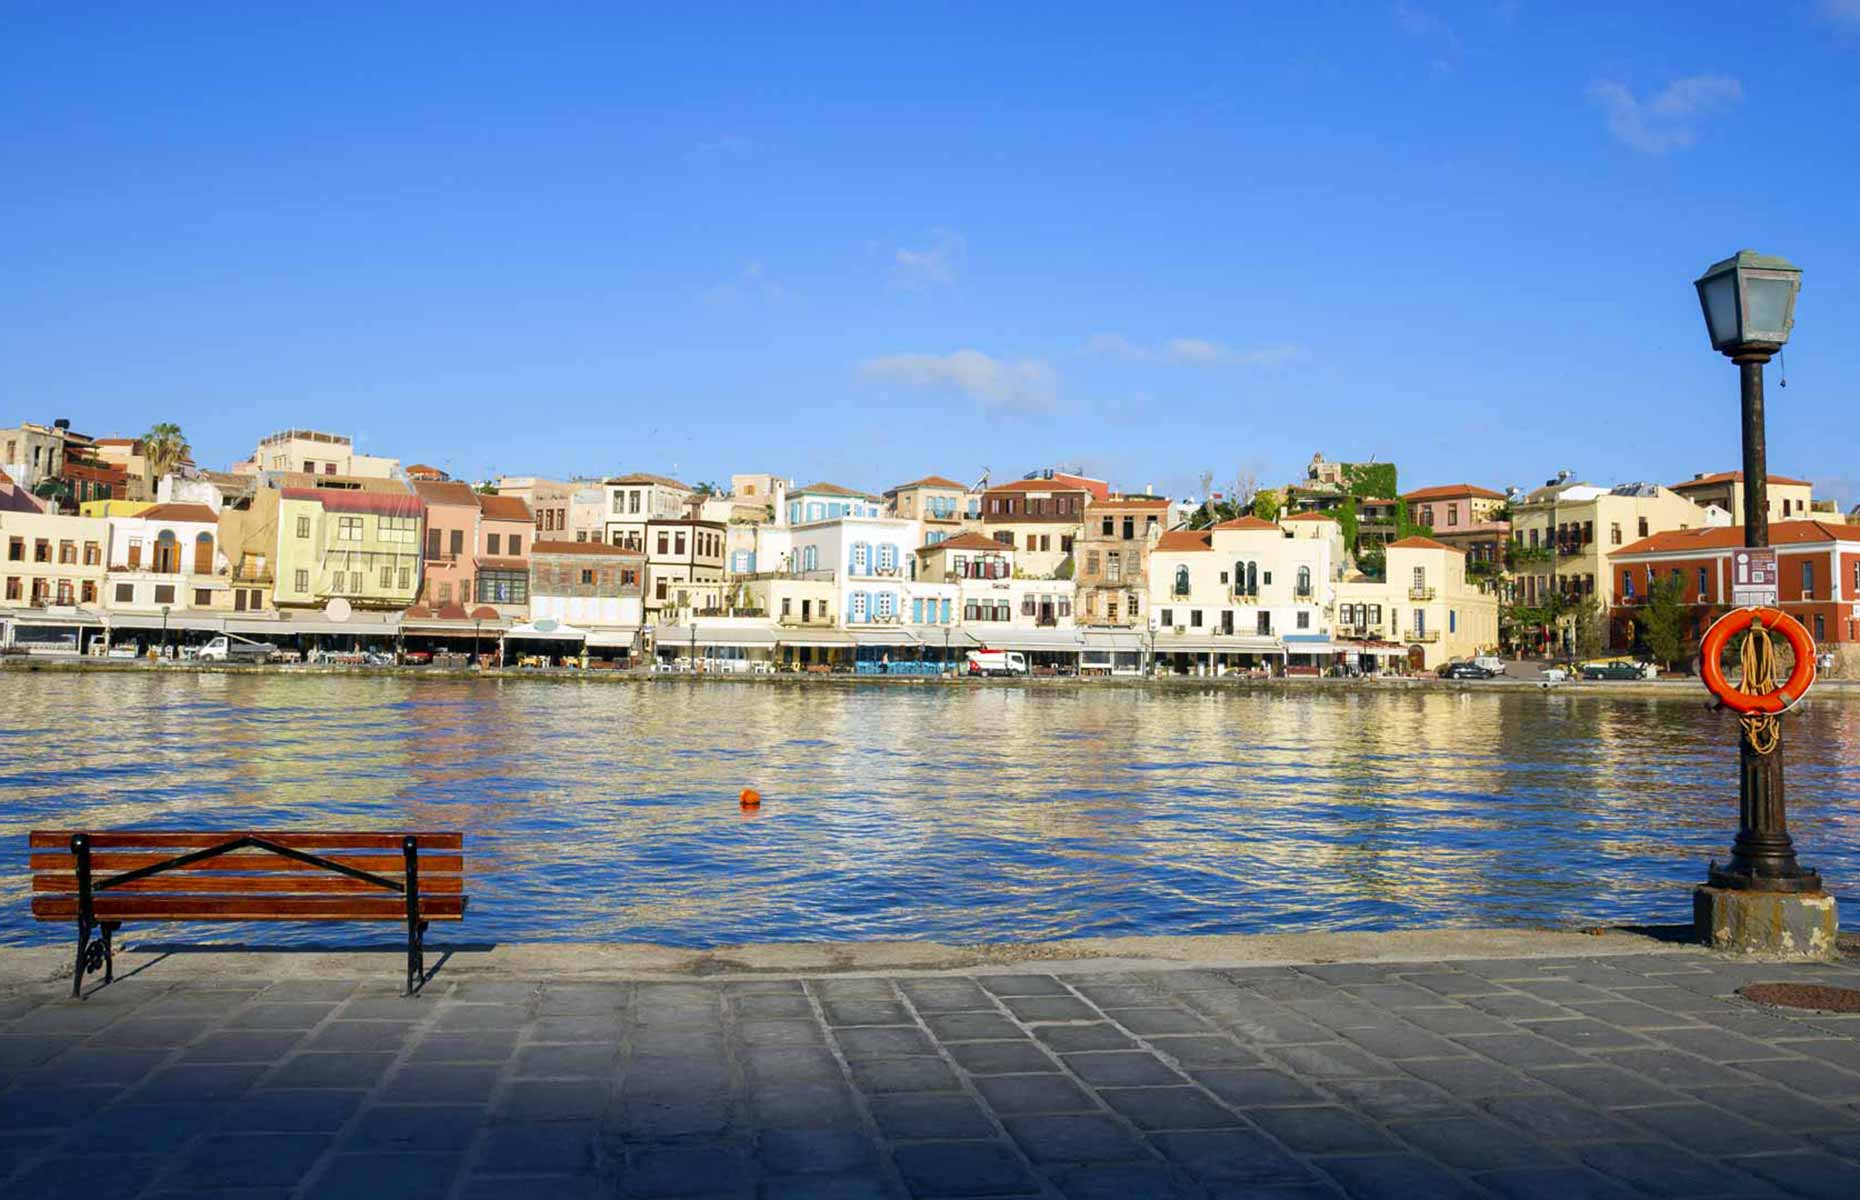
[1694,885,1838,961]
[1707,861,1821,893]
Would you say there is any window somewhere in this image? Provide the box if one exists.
[1122,516,1134,540]
[1421,506,1434,527]
[657,532,669,555]
[1528,528,1539,549]
[1256,611,1271,635]
[850,591,869,623]
[1638,517,1649,537]
[487,533,501,555]
[398,566,412,590]
[193,588,211,607]
[1296,611,1310,629]
[1447,507,1459,527]
[1296,566,1311,597]
[1107,550,1121,582]
[380,565,394,588]
[1061,536,1073,553]
[1085,550,1100,576]
[1190,609,1202,627]
[154,584,175,605]
[675,532,686,555]
[1449,609,1457,633]
[55,580,73,605]
[877,543,897,573]
[1697,567,1709,598]
[1802,561,1815,596]
[851,541,869,574]
[80,581,96,604]
[1622,571,1635,599]
[1161,608,1173,627]
[450,529,464,556]
[379,515,417,544]
[58,540,76,564]
[477,570,529,605]
[5,538,20,561]
[337,516,363,541]
[655,578,668,600]
[297,514,312,538]
[1174,565,1190,597]
[1814,614,1825,640]
[581,569,594,585]
[941,599,952,624]
[34,539,50,563]
[912,598,924,623]
[875,591,895,620]
[295,569,309,592]
[113,582,133,603]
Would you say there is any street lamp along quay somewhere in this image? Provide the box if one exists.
[1691,249,1833,957]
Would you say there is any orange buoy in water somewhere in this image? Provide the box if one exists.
[739,788,762,810]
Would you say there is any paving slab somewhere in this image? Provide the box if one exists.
[0,937,1853,1198]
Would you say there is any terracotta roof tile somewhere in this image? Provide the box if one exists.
[1088,495,1170,509]
[1155,529,1213,552]
[1212,516,1279,532]
[918,532,1008,553]
[530,539,644,557]
[1387,535,1460,553]
[476,493,533,522]
[280,487,423,517]
[1616,520,1860,557]
[887,475,968,493]
[792,481,879,500]
[412,479,479,506]
[1401,483,1506,502]
[1282,512,1339,522]
[603,472,692,490]
[134,503,218,524]
[1671,471,1812,490]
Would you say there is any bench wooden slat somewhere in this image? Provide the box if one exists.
[32,895,467,921]
[29,831,463,851]
[33,873,465,896]
[29,852,464,875]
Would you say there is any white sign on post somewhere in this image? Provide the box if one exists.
[1731,547,1779,608]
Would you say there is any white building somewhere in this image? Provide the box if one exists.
[103,503,228,615]
[1148,516,1339,674]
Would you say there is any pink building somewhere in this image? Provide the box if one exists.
[474,492,534,612]
[413,479,480,608]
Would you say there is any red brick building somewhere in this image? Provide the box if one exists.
[1610,520,1860,675]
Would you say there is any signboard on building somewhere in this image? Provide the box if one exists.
[1731,547,1778,608]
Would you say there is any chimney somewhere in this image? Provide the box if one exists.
[1694,472,1706,480]
[1144,484,1153,496]
[53,418,70,431]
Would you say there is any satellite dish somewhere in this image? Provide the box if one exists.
[325,597,352,623]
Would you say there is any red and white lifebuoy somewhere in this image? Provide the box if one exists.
[1699,607,1816,715]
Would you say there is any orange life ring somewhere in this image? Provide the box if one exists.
[1699,607,1816,715]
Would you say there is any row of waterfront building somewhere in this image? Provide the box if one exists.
[3,421,1857,675]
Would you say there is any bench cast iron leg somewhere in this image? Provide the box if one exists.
[101,922,118,984]
[71,919,90,1000]
[403,836,423,997]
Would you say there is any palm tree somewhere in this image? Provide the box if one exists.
[141,423,191,481]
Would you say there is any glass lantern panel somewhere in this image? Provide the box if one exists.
[1743,276,1794,340]
[1700,273,1739,347]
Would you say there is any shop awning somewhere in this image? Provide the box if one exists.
[977,628,1084,652]
[773,627,856,647]
[584,628,641,648]
[6,607,104,628]
[848,628,920,647]
[1281,636,1338,655]
[1155,633,1282,654]
[655,624,778,648]
[922,628,980,650]
[1081,630,1145,652]
[505,619,588,642]
[102,612,228,633]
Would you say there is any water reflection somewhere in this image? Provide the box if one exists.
[0,675,1854,946]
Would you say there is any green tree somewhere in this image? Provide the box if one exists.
[1636,575,1689,669]
[1569,595,1608,661]
[141,422,190,480]
[1251,491,1283,522]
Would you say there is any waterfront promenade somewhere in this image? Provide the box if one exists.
[1,931,1857,1198]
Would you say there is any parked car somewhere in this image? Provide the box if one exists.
[198,635,277,664]
[1539,666,1569,683]
[1472,655,1507,676]
[1437,661,1496,680]
[403,650,434,665]
[1580,659,1652,681]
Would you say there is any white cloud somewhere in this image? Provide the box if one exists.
[702,261,786,305]
[1588,75,1743,154]
[1087,334,1309,368]
[859,349,1056,412]
[892,229,966,288]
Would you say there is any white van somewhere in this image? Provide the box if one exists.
[199,635,278,664]
[966,649,1028,677]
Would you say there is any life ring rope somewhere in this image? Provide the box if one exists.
[1698,606,1816,755]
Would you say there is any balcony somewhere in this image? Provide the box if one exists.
[1231,592,1261,604]
[1409,587,1436,601]
[1293,588,1313,600]
[1405,629,1441,643]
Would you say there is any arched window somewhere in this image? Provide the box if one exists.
[1174,565,1190,597]
[194,532,215,575]
[154,530,179,574]
[801,545,817,572]
[1233,562,1245,595]
[1296,566,1311,597]
[1246,562,1258,596]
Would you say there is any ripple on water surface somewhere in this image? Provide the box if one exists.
[0,674,1855,946]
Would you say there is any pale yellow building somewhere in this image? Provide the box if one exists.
[1,509,110,609]
[274,486,423,611]
[245,429,400,479]
[1668,470,1814,524]
[1509,481,1707,614]
[1337,537,1498,670]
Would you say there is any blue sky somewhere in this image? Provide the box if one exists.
[4,2,1859,505]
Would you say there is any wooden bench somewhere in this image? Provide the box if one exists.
[29,830,467,998]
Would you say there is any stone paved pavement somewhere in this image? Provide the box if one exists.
[2,952,1860,1198]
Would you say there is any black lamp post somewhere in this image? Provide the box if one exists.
[160,605,170,659]
[1694,249,1818,893]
